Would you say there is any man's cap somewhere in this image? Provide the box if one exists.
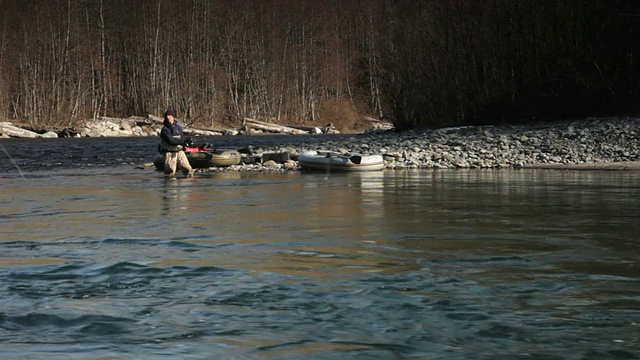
[165,107,177,117]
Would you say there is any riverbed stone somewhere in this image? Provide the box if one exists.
[262,160,280,169]
[262,152,290,163]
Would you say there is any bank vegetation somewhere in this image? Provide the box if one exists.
[0,1,638,132]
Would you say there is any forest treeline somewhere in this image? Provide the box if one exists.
[0,0,638,131]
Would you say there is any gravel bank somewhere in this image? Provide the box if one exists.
[227,117,640,171]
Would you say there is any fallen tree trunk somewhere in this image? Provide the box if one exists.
[0,122,40,138]
[183,128,223,136]
[146,114,229,135]
[287,125,323,134]
[146,114,165,124]
[244,118,308,135]
[193,125,236,134]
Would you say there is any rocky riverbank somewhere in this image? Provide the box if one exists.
[3,117,640,171]
[0,114,384,139]
[220,117,640,172]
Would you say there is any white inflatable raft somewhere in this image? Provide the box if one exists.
[298,150,385,172]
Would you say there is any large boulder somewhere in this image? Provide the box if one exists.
[41,131,59,138]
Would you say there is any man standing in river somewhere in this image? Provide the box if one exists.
[159,107,194,179]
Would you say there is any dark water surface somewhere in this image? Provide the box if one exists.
[1,137,640,359]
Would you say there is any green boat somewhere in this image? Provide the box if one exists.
[154,147,242,170]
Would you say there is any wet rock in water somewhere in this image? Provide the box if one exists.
[262,160,280,169]
[262,152,290,163]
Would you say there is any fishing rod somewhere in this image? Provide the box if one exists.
[0,142,25,178]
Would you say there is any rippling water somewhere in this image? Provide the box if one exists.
[1,137,640,359]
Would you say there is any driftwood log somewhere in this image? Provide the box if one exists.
[146,114,227,136]
[287,125,323,134]
[243,118,308,135]
[0,122,40,138]
[1,112,352,138]
[183,128,223,136]
[146,114,167,124]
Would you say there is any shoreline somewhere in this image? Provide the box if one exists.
[4,117,640,172]
[244,117,640,172]
[521,161,640,170]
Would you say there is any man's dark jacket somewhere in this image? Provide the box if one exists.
[159,118,186,152]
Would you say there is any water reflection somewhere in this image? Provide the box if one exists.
[1,168,640,359]
[161,179,194,216]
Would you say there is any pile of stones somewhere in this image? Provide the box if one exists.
[235,117,640,171]
[80,118,156,137]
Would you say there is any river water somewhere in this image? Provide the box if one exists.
[1,136,639,359]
